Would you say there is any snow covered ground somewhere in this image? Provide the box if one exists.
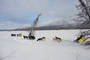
[0,30,90,60]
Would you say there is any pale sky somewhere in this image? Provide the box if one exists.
[0,0,79,25]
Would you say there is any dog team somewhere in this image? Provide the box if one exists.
[11,32,88,43]
[11,33,62,42]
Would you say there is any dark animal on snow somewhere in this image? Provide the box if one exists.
[28,35,35,40]
[28,33,35,40]
[23,35,35,40]
[53,37,62,42]
[11,34,16,36]
[23,36,29,39]
[37,37,46,41]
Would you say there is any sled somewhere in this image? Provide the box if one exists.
[75,35,85,43]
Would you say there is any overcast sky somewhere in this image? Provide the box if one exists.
[0,0,79,25]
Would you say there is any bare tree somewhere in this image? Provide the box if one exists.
[75,0,90,28]
[79,0,90,19]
